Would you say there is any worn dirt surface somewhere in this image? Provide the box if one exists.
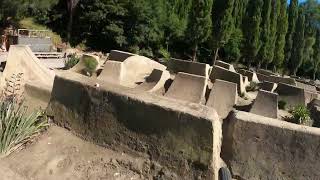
[0,125,175,180]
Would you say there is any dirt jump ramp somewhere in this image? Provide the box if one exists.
[47,71,221,179]
[135,69,171,94]
[165,72,208,104]
[98,56,166,88]
[238,69,260,83]
[108,50,135,62]
[70,54,100,76]
[97,60,124,85]
[260,81,278,92]
[275,83,306,108]
[168,58,210,77]
[210,65,246,95]
[0,45,55,90]
[24,80,52,112]
[206,79,237,119]
[215,60,236,72]
[250,90,278,119]
[222,111,320,179]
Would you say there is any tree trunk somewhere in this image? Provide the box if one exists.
[257,61,261,70]
[67,11,73,43]
[192,44,198,62]
[264,63,268,70]
[67,0,80,43]
[212,47,219,65]
[273,65,276,73]
[313,70,316,80]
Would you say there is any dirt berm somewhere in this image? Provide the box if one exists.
[47,71,221,180]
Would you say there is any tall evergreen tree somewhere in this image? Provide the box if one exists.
[312,30,320,80]
[274,0,289,70]
[285,0,299,64]
[187,0,213,62]
[242,0,263,67]
[265,0,281,69]
[258,0,272,68]
[290,11,306,75]
[211,0,235,63]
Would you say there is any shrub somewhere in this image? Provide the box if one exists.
[0,101,47,157]
[246,82,259,92]
[278,100,287,110]
[83,56,98,75]
[159,47,171,62]
[65,53,80,69]
[288,105,312,126]
[0,74,48,157]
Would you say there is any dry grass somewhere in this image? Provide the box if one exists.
[19,18,62,46]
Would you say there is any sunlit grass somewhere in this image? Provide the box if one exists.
[19,17,62,46]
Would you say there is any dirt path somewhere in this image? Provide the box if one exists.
[0,126,173,180]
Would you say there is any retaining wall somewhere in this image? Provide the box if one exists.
[47,71,221,180]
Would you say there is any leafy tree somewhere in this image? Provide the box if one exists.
[242,0,263,67]
[274,0,289,71]
[289,11,306,75]
[186,0,213,62]
[211,0,235,64]
[285,0,299,65]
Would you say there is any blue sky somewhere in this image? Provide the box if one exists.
[287,0,306,3]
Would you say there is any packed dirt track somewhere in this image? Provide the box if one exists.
[0,125,179,180]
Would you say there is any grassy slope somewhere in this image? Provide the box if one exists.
[19,18,62,45]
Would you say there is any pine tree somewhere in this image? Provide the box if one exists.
[187,0,213,62]
[312,30,320,80]
[258,0,272,68]
[285,0,299,64]
[242,0,263,67]
[274,0,288,70]
[211,0,235,63]
[290,11,306,75]
[265,0,281,69]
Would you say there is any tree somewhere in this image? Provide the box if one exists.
[258,0,272,68]
[312,30,320,80]
[274,0,288,71]
[186,0,213,62]
[211,0,235,64]
[285,0,299,65]
[289,11,306,75]
[242,0,263,67]
[66,0,79,42]
[265,0,281,69]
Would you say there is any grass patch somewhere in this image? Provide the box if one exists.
[65,53,80,70]
[83,56,98,76]
[19,17,62,46]
[287,105,312,126]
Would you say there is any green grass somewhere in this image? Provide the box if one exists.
[19,18,62,46]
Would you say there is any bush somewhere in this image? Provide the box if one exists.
[246,82,259,92]
[159,47,171,62]
[65,54,80,69]
[278,100,287,110]
[0,74,48,157]
[288,105,312,126]
[83,56,98,75]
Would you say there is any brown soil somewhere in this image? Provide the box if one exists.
[0,125,176,180]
